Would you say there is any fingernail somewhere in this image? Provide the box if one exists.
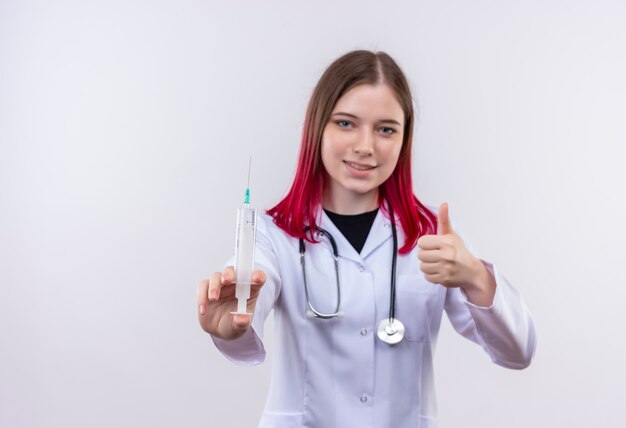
[199,304,206,315]
[209,290,217,300]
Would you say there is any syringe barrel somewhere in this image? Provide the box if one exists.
[234,205,257,291]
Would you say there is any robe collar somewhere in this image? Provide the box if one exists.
[315,202,398,264]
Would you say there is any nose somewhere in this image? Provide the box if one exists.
[353,130,374,157]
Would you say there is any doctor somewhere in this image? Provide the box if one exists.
[197,50,536,428]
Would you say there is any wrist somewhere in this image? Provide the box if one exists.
[464,257,488,292]
[462,258,496,306]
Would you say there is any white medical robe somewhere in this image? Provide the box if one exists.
[212,208,536,428]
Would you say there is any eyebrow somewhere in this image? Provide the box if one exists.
[331,112,402,126]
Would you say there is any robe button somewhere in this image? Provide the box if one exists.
[360,395,368,403]
[360,329,367,336]
[358,265,365,272]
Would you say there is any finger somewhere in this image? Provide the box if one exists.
[208,272,224,301]
[196,279,210,315]
[251,270,266,286]
[221,266,236,285]
[424,272,442,285]
[437,202,454,235]
[417,235,443,250]
[419,262,441,275]
[250,269,267,294]
[417,249,443,263]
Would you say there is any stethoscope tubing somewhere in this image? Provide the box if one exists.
[298,214,399,324]
[300,226,342,319]
[388,215,398,323]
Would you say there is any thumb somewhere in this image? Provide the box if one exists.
[232,313,252,332]
[437,202,454,235]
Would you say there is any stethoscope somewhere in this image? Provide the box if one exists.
[298,216,405,345]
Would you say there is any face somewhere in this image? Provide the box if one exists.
[321,83,405,211]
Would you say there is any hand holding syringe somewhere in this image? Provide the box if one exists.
[196,157,266,340]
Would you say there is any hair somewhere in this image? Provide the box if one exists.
[267,50,437,254]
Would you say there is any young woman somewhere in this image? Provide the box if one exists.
[197,50,536,428]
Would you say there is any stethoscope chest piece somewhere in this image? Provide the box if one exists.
[377,318,405,345]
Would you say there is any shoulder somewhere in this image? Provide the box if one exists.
[257,210,279,233]
[255,211,277,239]
[256,210,293,245]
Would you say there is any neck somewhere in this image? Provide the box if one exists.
[322,188,379,215]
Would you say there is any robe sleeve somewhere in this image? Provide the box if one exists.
[438,207,536,370]
[444,259,536,369]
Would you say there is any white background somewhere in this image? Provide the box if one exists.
[1,1,625,427]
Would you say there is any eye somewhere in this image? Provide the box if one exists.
[379,127,396,136]
[336,120,352,128]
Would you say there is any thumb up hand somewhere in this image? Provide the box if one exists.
[417,202,481,289]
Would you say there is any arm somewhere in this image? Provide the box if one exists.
[418,202,536,368]
[458,255,496,307]
[197,215,282,366]
[445,261,536,369]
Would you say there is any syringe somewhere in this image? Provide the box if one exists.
[231,157,257,315]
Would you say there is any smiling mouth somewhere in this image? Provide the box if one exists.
[344,161,376,171]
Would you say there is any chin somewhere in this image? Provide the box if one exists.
[344,185,379,196]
